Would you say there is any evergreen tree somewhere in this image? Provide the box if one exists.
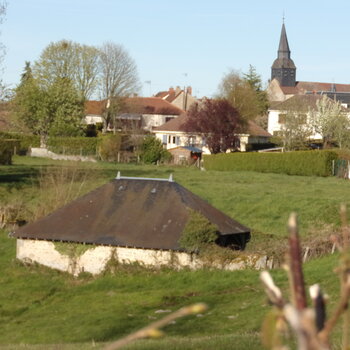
[20,61,33,84]
[243,65,269,116]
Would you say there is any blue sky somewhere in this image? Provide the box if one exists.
[2,0,350,98]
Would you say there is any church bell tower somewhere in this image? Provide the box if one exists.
[271,23,296,87]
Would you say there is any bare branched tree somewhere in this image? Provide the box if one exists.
[98,42,140,99]
[0,1,8,101]
[74,44,100,101]
[97,42,140,131]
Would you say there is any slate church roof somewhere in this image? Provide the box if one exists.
[12,175,250,251]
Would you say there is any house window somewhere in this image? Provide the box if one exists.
[172,136,176,144]
[189,136,196,147]
[176,136,180,145]
[168,135,171,143]
[162,135,167,144]
[165,117,174,123]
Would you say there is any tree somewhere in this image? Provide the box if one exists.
[309,95,346,148]
[278,109,312,151]
[33,40,100,101]
[0,2,9,101]
[140,135,171,164]
[13,63,83,146]
[328,112,350,149]
[98,42,140,131]
[243,65,269,116]
[218,67,268,123]
[184,99,242,154]
[34,40,77,88]
[74,44,100,101]
[45,77,84,138]
[218,70,258,121]
[13,63,47,137]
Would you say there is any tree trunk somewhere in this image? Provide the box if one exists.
[40,133,47,148]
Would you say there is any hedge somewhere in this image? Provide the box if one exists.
[47,137,101,156]
[203,150,339,177]
[0,132,40,155]
[0,139,19,165]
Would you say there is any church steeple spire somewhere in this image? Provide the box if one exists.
[271,22,296,87]
[278,23,291,60]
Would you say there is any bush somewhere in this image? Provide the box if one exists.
[178,210,218,253]
[203,150,338,177]
[140,135,172,164]
[0,132,40,155]
[98,134,122,161]
[47,136,101,156]
[0,139,18,165]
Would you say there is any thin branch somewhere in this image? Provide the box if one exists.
[318,276,350,344]
[103,303,207,350]
[288,213,308,310]
[309,284,327,332]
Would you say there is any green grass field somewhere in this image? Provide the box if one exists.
[0,156,348,348]
[3,155,350,238]
[0,227,342,349]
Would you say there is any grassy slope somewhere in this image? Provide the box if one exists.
[0,228,342,349]
[0,156,348,348]
[2,156,350,237]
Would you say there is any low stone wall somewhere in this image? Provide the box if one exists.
[16,239,272,276]
[30,148,97,163]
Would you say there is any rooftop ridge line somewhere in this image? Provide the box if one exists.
[115,171,174,182]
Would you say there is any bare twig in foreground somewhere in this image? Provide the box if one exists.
[288,213,307,311]
[103,303,207,350]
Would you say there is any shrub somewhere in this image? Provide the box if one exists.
[98,134,122,161]
[84,124,98,137]
[140,135,171,164]
[178,210,218,253]
[0,132,40,155]
[0,139,18,165]
[203,150,338,177]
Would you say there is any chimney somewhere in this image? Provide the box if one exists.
[169,87,174,94]
[186,86,192,95]
[175,86,181,95]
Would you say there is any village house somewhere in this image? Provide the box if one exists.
[152,114,272,153]
[155,86,198,111]
[84,97,183,131]
[267,94,323,139]
[11,174,253,276]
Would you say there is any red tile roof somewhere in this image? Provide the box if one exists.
[153,114,189,132]
[85,100,107,115]
[280,86,299,94]
[85,98,183,116]
[155,88,181,103]
[296,81,350,93]
[270,94,323,111]
[246,120,271,137]
[154,114,271,137]
[124,97,183,115]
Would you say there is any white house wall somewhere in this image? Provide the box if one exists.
[154,131,210,153]
[85,114,104,124]
[267,109,323,140]
[141,114,177,131]
[16,239,272,275]
[267,110,282,135]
